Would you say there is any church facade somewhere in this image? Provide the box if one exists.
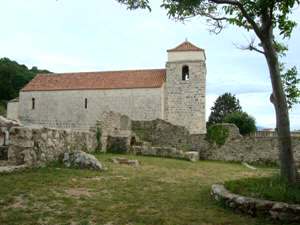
[8,41,207,134]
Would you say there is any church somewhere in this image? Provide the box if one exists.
[7,41,207,134]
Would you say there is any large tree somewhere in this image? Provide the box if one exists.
[117,0,299,183]
[208,92,242,126]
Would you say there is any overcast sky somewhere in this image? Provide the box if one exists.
[0,0,299,130]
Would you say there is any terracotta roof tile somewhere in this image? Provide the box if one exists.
[22,69,166,92]
[167,41,204,52]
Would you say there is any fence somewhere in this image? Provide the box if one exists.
[249,131,300,137]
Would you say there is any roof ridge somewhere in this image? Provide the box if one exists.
[167,41,204,52]
[22,68,166,92]
[38,68,166,76]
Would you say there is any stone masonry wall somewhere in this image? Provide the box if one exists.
[202,135,300,166]
[132,119,195,151]
[8,126,97,167]
[19,88,163,129]
[201,124,300,166]
[98,111,132,152]
[165,60,206,134]
[132,120,300,166]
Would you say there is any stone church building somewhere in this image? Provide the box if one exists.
[7,41,207,134]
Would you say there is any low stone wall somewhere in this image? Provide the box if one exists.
[8,126,97,167]
[201,131,300,166]
[132,142,199,161]
[211,184,300,223]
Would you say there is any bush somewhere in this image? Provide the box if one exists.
[206,124,229,146]
[223,111,256,135]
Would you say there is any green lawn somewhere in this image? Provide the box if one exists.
[0,154,278,225]
[225,175,300,204]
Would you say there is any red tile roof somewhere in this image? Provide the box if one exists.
[167,41,204,52]
[22,69,166,92]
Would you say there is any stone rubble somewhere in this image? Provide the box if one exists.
[0,116,21,128]
[63,151,104,171]
[110,157,140,166]
[0,165,28,174]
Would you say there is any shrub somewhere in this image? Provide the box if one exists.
[206,124,229,146]
[223,111,256,135]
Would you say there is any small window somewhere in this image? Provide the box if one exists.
[85,98,88,109]
[182,65,189,81]
[32,98,35,110]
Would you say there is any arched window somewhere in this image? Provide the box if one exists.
[85,98,88,109]
[182,65,189,81]
[32,98,35,110]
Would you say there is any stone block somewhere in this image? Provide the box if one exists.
[184,151,199,162]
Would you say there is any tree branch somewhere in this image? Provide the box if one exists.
[209,0,263,40]
[234,37,266,55]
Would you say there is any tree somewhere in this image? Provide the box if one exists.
[117,0,299,183]
[224,111,256,135]
[0,58,50,102]
[208,92,242,126]
[280,65,300,109]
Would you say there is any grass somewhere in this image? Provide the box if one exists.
[0,153,280,225]
[225,175,300,204]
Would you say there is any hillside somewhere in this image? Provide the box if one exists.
[0,58,50,115]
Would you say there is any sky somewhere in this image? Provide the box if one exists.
[0,0,299,130]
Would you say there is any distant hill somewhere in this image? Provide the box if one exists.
[0,57,50,115]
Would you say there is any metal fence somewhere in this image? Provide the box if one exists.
[249,131,300,137]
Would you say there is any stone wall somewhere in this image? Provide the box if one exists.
[19,87,163,129]
[165,60,206,134]
[132,121,300,166]
[202,136,300,166]
[98,111,132,152]
[132,119,193,150]
[201,124,300,166]
[211,184,300,223]
[8,126,97,167]
[7,101,19,121]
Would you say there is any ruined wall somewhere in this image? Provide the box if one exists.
[202,135,300,166]
[98,111,132,152]
[132,120,300,166]
[132,119,195,151]
[19,87,163,129]
[8,126,97,167]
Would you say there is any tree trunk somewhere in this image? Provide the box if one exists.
[261,34,298,183]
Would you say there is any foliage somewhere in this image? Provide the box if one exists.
[223,111,256,135]
[0,153,274,225]
[280,64,300,109]
[0,58,50,102]
[206,124,229,146]
[208,93,242,126]
[225,175,300,204]
[117,0,299,38]
[0,101,6,116]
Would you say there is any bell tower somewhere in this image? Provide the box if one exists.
[164,40,206,134]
